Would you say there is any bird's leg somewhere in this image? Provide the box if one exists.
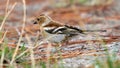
[57,43,62,59]
[46,43,52,66]
[63,40,69,46]
[58,42,62,47]
[62,35,69,46]
[52,43,61,51]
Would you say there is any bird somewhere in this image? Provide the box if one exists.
[33,14,85,46]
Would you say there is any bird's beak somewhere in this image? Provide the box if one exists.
[33,21,38,24]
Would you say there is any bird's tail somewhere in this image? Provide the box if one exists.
[83,30,106,32]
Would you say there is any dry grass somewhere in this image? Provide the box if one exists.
[0,0,120,68]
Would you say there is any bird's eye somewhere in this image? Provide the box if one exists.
[33,21,38,24]
[37,18,40,21]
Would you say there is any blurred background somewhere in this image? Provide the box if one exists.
[0,0,120,68]
[0,0,120,43]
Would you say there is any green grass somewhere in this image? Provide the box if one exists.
[40,62,46,68]
[0,40,28,67]
[94,50,120,68]
[0,0,119,68]
[79,0,88,4]
[0,16,4,22]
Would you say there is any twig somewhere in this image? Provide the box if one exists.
[0,31,8,68]
[25,34,35,68]
[0,3,17,31]
[10,0,26,64]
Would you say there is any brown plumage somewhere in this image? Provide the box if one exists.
[33,14,84,44]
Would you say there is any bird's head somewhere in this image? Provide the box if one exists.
[33,14,52,27]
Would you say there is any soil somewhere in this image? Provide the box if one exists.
[0,0,120,68]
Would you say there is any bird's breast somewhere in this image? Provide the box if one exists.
[41,30,66,43]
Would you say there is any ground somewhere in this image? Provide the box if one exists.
[0,0,120,68]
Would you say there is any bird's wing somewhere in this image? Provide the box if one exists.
[43,21,63,27]
[64,25,84,34]
[52,25,84,34]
